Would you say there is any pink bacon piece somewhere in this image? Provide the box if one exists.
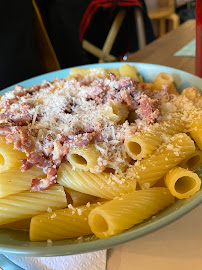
[70,133,95,148]
[0,124,14,135]
[120,90,138,110]
[139,96,153,116]
[76,75,92,86]
[31,167,57,192]
[0,112,32,125]
[14,85,26,97]
[12,114,32,125]
[15,127,32,153]
[27,81,50,94]
[86,86,105,103]
[27,152,52,169]
[20,102,34,113]
[0,99,17,110]
[108,72,117,81]
[14,82,50,98]
[0,126,32,154]
[20,159,33,171]
[137,96,160,124]
[117,76,133,90]
[60,131,99,155]
[59,129,101,157]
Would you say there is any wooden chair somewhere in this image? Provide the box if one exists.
[32,0,61,73]
[145,0,179,36]
[82,7,146,63]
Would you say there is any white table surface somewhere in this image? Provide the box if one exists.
[107,203,202,270]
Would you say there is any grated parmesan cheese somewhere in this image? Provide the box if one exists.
[47,239,53,245]
[31,105,39,128]
[0,71,199,192]
[77,208,83,216]
[50,213,56,219]
[141,182,151,189]
[86,202,91,208]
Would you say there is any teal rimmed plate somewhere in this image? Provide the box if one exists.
[0,62,202,257]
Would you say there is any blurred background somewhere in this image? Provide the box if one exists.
[0,0,196,90]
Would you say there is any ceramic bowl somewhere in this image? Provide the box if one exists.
[0,63,202,256]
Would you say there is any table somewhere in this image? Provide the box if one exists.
[108,19,202,270]
[127,19,195,74]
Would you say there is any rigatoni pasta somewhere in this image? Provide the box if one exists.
[30,202,104,241]
[107,67,120,78]
[64,187,99,207]
[173,96,202,150]
[164,167,201,199]
[58,162,136,199]
[152,72,173,91]
[189,113,202,151]
[119,64,139,81]
[67,144,100,172]
[103,101,129,124]
[126,133,196,188]
[181,87,202,109]
[0,219,31,231]
[179,150,202,171]
[0,64,201,242]
[0,136,26,173]
[88,187,174,238]
[0,185,67,225]
[68,67,107,79]
[0,166,45,198]
[124,114,189,160]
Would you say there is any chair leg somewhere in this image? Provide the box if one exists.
[159,18,166,36]
[82,40,117,62]
[167,13,180,31]
[98,9,126,63]
[134,7,146,49]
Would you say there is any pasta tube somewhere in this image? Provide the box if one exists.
[0,136,26,172]
[152,72,174,91]
[0,166,45,198]
[64,187,99,207]
[0,218,31,231]
[173,96,202,150]
[153,177,166,187]
[88,187,174,238]
[69,67,107,79]
[57,162,136,199]
[107,68,120,78]
[119,64,139,81]
[67,144,100,172]
[124,114,189,160]
[164,166,201,199]
[168,83,179,96]
[126,133,196,188]
[179,150,202,171]
[189,111,202,151]
[0,185,67,225]
[30,202,104,241]
[127,111,137,123]
[103,101,129,124]
[181,87,202,109]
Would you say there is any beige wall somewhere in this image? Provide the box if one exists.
[145,0,192,11]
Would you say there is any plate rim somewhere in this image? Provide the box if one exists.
[2,62,202,93]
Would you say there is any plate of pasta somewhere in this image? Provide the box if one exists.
[0,62,202,256]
